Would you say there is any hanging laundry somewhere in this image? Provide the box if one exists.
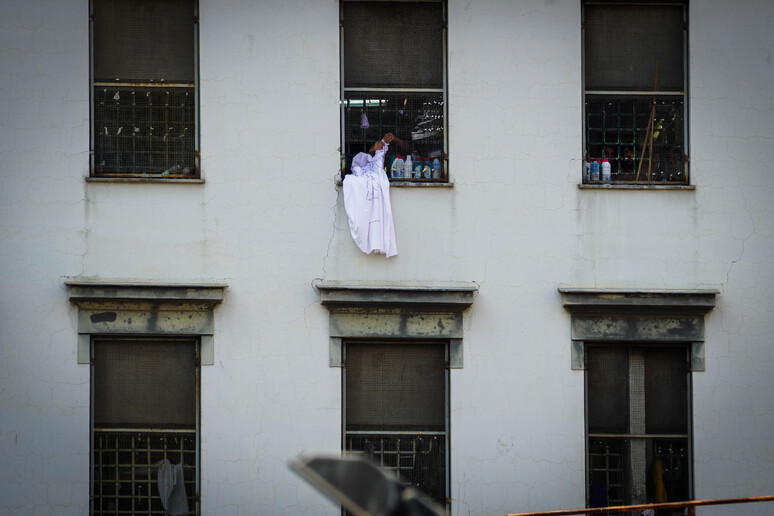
[157,459,190,515]
[343,137,398,258]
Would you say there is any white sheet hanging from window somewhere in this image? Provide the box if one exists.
[343,144,398,258]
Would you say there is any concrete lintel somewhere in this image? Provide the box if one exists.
[559,288,717,316]
[571,315,705,342]
[67,280,226,366]
[316,281,477,313]
[329,312,463,340]
[66,280,227,306]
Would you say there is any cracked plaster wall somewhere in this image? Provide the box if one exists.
[0,1,772,515]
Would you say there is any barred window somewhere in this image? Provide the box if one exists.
[341,1,448,182]
[343,342,449,509]
[91,338,199,515]
[586,345,690,509]
[91,0,198,178]
[582,2,688,185]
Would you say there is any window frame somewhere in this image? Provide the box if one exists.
[559,288,717,509]
[339,0,450,185]
[342,339,450,508]
[88,0,201,181]
[90,336,201,515]
[67,281,225,515]
[581,1,689,188]
[584,342,692,508]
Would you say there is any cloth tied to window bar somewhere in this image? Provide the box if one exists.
[343,142,398,258]
[157,459,190,515]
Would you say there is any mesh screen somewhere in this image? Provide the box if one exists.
[588,345,688,435]
[584,4,684,91]
[93,85,196,175]
[93,339,197,428]
[645,347,688,434]
[345,342,445,431]
[93,0,195,82]
[587,347,628,433]
[343,2,444,89]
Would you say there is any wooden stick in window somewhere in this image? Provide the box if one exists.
[636,61,661,182]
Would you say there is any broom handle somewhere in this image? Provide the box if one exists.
[636,62,661,182]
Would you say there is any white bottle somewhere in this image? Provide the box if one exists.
[404,154,412,179]
[391,154,405,178]
[601,158,611,182]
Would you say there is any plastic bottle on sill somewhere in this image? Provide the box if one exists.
[601,158,611,182]
[590,159,600,182]
[391,154,405,178]
[584,152,591,182]
[422,158,431,179]
[404,154,412,179]
[413,156,423,179]
[432,157,442,179]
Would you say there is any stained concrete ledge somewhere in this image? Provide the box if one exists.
[558,288,718,371]
[315,280,477,313]
[65,279,227,365]
[558,288,718,315]
[315,281,478,368]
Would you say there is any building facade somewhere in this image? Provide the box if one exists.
[1,1,773,515]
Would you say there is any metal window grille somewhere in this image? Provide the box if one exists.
[586,346,690,510]
[91,0,198,177]
[582,2,687,185]
[344,342,448,508]
[341,1,447,181]
[93,430,196,515]
[91,338,199,515]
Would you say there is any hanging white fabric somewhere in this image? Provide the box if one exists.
[343,143,398,258]
[157,459,190,515]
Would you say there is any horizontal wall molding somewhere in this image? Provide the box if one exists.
[559,288,718,316]
[559,288,718,371]
[66,280,226,365]
[316,281,477,368]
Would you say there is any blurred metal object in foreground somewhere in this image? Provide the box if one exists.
[290,454,446,516]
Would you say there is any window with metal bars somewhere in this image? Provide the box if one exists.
[341,1,448,182]
[343,342,449,508]
[91,338,199,515]
[582,2,688,185]
[90,0,198,178]
[586,345,691,513]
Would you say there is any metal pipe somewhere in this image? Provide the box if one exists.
[491,495,774,516]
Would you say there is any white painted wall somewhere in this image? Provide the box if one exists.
[0,1,772,515]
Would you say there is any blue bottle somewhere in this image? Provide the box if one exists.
[590,160,600,181]
[432,158,441,179]
[413,158,422,179]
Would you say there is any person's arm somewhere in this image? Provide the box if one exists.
[382,133,411,153]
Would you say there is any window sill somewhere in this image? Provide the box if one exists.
[87,176,204,184]
[336,178,453,188]
[578,183,694,191]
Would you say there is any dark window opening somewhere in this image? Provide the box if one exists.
[91,338,199,515]
[341,1,447,182]
[583,2,687,185]
[91,0,198,178]
[343,341,448,508]
[586,345,690,512]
